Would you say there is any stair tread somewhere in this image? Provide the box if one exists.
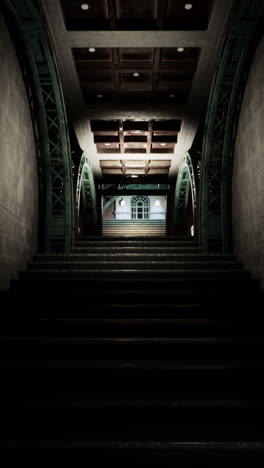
[0,441,264,452]
[2,336,261,343]
[2,358,264,369]
[2,235,264,458]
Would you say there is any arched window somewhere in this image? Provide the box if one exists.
[131,196,150,219]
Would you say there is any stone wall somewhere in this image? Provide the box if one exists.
[0,13,39,289]
[232,35,264,288]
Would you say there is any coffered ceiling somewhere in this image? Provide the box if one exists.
[61,0,213,31]
[91,119,180,154]
[41,0,233,181]
[73,47,199,111]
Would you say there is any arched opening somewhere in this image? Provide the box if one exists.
[131,195,150,220]
[75,154,98,238]
[174,153,196,237]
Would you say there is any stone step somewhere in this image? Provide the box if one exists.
[1,301,262,319]
[102,225,166,228]
[0,441,262,466]
[102,228,166,231]
[18,268,250,282]
[7,286,260,299]
[33,253,236,262]
[1,400,264,427]
[75,240,198,247]
[11,273,255,289]
[2,316,264,338]
[73,247,202,254]
[1,423,263,443]
[2,232,263,464]
[25,261,242,272]
[79,235,194,241]
[2,358,264,372]
[103,220,166,223]
[8,283,258,301]
[4,393,264,409]
[2,359,264,395]
[102,231,166,237]
[0,440,263,463]
[1,336,263,360]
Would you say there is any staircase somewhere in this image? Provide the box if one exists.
[103,219,166,236]
[1,235,264,465]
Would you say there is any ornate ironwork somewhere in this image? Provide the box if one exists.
[2,0,73,253]
[174,153,196,234]
[76,153,98,235]
[200,0,264,252]
[103,196,118,215]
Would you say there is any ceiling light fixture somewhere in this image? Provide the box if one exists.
[81,3,89,10]
[104,143,110,146]
[169,94,175,98]
[131,175,138,178]
[96,94,103,98]
[184,3,193,10]
[133,72,140,77]
[88,47,96,53]
[177,47,184,52]
[160,143,166,146]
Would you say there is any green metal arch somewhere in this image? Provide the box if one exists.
[76,153,98,235]
[2,0,73,253]
[200,0,264,252]
[103,196,119,215]
[174,153,196,234]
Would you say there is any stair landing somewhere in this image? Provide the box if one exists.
[102,219,166,236]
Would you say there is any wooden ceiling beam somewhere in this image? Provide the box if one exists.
[102,165,170,170]
[121,160,126,175]
[80,81,192,90]
[147,120,153,154]
[107,0,117,29]
[151,49,162,103]
[157,0,168,30]
[76,62,197,70]
[145,160,150,176]
[119,120,125,154]
[112,48,121,108]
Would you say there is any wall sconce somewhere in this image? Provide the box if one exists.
[119,198,126,207]
[155,200,160,207]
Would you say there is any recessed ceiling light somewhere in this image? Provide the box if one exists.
[184,3,193,10]
[169,94,175,98]
[133,72,140,77]
[104,143,110,146]
[177,47,184,52]
[81,3,89,10]
[88,47,96,53]
[160,143,166,146]
[96,94,103,98]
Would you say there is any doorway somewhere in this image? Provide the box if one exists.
[131,195,150,219]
